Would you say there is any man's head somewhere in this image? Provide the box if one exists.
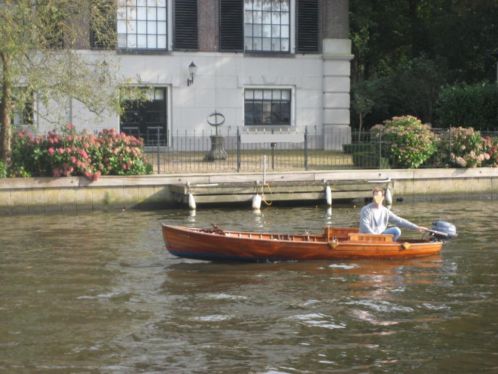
[372,187,385,205]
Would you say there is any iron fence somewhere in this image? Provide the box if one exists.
[143,127,498,174]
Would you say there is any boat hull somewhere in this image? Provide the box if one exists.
[162,225,444,262]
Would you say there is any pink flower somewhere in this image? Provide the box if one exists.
[456,157,467,167]
[78,150,89,159]
[48,148,55,156]
[91,171,101,181]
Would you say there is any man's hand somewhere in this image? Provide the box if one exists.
[417,226,429,232]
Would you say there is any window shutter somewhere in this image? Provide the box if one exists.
[174,0,198,50]
[219,0,243,52]
[297,0,320,53]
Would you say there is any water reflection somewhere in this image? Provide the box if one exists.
[0,200,497,373]
[187,209,196,223]
[325,207,333,225]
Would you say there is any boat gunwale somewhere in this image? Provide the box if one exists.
[161,224,442,247]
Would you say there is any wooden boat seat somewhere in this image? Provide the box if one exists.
[323,227,359,241]
[347,233,394,243]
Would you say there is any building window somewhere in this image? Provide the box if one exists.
[120,87,168,146]
[117,0,168,50]
[244,88,291,126]
[1,89,34,128]
[12,100,34,128]
[244,0,290,52]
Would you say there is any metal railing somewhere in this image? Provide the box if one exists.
[142,127,498,174]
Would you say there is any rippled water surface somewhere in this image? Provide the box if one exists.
[1,200,497,373]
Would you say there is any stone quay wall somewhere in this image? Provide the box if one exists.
[0,168,497,214]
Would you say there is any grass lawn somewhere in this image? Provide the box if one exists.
[145,149,359,173]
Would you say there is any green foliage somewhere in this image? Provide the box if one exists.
[0,161,6,178]
[384,58,445,123]
[0,0,126,165]
[350,0,498,129]
[436,83,498,130]
[10,125,152,180]
[372,115,438,169]
[352,57,445,127]
[352,151,390,169]
[342,143,376,155]
[437,127,488,168]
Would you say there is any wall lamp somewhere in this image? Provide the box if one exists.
[187,61,197,86]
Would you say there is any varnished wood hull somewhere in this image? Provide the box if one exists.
[162,225,444,262]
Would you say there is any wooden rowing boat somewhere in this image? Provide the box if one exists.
[162,224,444,262]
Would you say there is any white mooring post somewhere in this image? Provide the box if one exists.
[188,193,196,210]
[385,186,393,207]
[325,185,332,206]
[262,155,267,186]
[252,194,262,210]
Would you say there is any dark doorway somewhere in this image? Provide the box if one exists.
[120,87,168,146]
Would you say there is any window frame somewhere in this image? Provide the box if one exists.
[243,0,295,55]
[3,87,35,129]
[243,86,295,128]
[116,0,173,54]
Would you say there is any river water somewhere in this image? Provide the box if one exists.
[1,200,497,373]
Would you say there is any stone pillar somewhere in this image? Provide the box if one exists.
[322,0,353,150]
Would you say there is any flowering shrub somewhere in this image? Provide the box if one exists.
[438,127,488,168]
[370,115,438,168]
[482,136,498,167]
[11,124,152,180]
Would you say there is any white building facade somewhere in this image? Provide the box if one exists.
[35,0,352,150]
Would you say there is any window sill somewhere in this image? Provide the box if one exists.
[243,125,292,130]
[244,51,294,58]
[117,49,171,55]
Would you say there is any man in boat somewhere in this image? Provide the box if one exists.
[360,187,428,241]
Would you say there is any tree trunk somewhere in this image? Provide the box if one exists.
[0,52,13,165]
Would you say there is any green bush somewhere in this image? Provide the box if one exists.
[371,115,438,168]
[0,161,6,178]
[436,83,498,131]
[352,151,390,168]
[11,125,152,180]
[343,143,376,154]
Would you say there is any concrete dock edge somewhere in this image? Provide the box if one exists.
[0,168,497,214]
